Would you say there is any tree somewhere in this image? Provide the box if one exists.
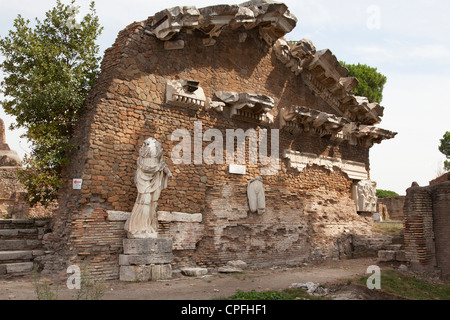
[0,0,103,206]
[340,62,387,103]
[439,132,450,171]
[376,189,399,199]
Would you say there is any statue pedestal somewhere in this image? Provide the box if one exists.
[119,238,173,281]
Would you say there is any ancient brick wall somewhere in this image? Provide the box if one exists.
[42,19,375,279]
[404,182,450,278]
[430,182,450,278]
[430,172,450,186]
[403,186,436,272]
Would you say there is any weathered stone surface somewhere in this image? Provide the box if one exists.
[148,1,297,46]
[227,260,248,269]
[247,177,265,214]
[119,252,173,265]
[180,267,208,277]
[107,211,131,221]
[5,262,34,274]
[352,180,377,213]
[158,211,202,223]
[378,250,397,262]
[214,91,274,122]
[124,137,172,239]
[283,150,369,181]
[165,80,206,110]
[0,250,33,261]
[218,266,243,273]
[120,264,172,281]
[123,238,173,255]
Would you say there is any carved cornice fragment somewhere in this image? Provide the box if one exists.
[213,91,275,123]
[146,1,297,47]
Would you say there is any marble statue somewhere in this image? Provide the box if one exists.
[247,176,265,215]
[125,138,172,239]
[353,180,377,213]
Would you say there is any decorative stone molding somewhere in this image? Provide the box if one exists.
[273,39,390,128]
[146,1,297,47]
[165,80,206,110]
[279,105,397,147]
[352,180,377,213]
[279,105,349,137]
[158,211,203,223]
[282,150,369,181]
[352,124,397,148]
[149,6,201,41]
[107,210,202,223]
[213,91,275,123]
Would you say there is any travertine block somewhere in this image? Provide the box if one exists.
[120,264,172,281]
[123,238,173,255]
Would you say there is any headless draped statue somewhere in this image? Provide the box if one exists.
[125,138,172,239]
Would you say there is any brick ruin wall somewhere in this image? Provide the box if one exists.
[41,23,376,279]
[404,182,450,278]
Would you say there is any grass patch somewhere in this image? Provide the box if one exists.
[224,288,327,300]
[358,269,450,300]
[372,222,403,237]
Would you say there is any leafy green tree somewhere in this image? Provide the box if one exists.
[439,132,450,171]
[340,62,387,103]
[376,189,399,199]
[0,0,103,206]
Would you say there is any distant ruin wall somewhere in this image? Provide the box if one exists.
[430,172,450,186]
[378,196,405,221]
[404,181,450,278]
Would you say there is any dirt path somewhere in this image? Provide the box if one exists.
[0,257,389,300]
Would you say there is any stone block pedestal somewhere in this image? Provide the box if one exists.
[119,238,173,281]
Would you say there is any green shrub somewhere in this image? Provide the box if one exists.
[376,189,399,198]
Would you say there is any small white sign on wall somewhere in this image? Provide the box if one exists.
[229,164,246,175]
[73,179,83,190]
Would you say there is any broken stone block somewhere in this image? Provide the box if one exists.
[165,80,206,110]
[218,266,243,273]
[120,264,172,282]
[227,260,248,270]
[119,252,173,266]
[123,238,173,255]
[378,250,397,262]
[180,267,208,277]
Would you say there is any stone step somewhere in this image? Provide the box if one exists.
[386,244,404,251]
[0,219,36,229]
[0,239,42,251]
[0,262,34,275]
[0,250,33,262]
[0,228,39,240]
[378,249,408,262]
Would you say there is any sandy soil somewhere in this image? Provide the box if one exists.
[0,257,400,300]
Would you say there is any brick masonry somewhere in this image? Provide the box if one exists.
[404,181,450,278]
[41,19,381,279]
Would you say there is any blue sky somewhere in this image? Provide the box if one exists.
[1,0,449,195]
